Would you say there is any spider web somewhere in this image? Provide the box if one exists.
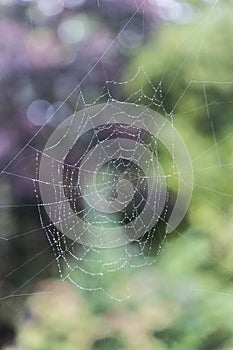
[33,69,175,298]
[0,0,233,304]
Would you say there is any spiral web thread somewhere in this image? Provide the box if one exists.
[33,66,178,299]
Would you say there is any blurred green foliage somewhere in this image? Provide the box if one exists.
[2,1,233,350]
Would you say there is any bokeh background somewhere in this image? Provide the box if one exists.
[0,0,233,349]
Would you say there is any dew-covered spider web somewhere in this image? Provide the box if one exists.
[33,73,185,297]
[0,0,233,304]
